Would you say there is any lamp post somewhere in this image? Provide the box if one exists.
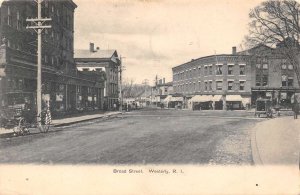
[26,0,51,130]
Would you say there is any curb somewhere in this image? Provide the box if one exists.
[250,124,263,165]
[0,112,122,137]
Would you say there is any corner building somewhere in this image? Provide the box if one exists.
[0,0,105,116]
[172,45,300,110]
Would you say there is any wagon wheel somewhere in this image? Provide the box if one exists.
[13,118,29,136]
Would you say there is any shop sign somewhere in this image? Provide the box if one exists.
[56,94,64,102]
[88,96,92,101]
[280,92,287,99]
[266,92,272,97]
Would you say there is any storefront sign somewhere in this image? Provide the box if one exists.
[56,94,64,102]
[280,92,287,99]
[266,92,272,97]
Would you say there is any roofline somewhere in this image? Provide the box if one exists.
[172,54,250,70]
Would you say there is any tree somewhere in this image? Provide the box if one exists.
[245,0,300,85]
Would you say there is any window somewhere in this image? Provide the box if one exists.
[262,64,268,70]
[209,81,212,91]
[7,6,12,26]
[216,81,222,91]
[216,65,222,75]
[204,82,208,91]
[16,11,21,30]
[228,81,233,91]
[204,66,208,76]
[228,65,233,75]
[288,65,293,70]
[44,55,48,63]
[281,64,287,70]
[288,77,293,87]
[209,66,213,75]
[256,64,261,69]
[262,75,268,86]
[240,65,245,75]
[51,56,54,65]
[198,81,201,91]
[239,81,245,91]
[198,67,201,76]
[282,75,287,87]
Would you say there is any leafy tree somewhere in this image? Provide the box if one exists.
[245,0,300,85]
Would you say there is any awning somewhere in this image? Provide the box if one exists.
[162,95,172,103]
[211,95,222,101]
[189,95,213,103]
[226,95,243,101]
[170,96,183,102]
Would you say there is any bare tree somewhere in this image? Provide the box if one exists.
[245,0,300,85]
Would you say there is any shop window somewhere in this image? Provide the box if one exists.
[288,77,293,87]
[216,81,222,91]
[240,65,245,75]
[282,75,287,87]
[216,65,222,75]
[228,65,233,75]
[239,81,245,91]
[228,81,233,91]
[262,75,268,86]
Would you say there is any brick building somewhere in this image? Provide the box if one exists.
[172,45,300,110]
[75,43,120,110]
[0,0,105,116]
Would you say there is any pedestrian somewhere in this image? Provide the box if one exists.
[113,103,117,111]
[292,101,299,119]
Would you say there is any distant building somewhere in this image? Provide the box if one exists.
[0,0,105,115]
[172,45,300,110]
[75,43,120,110]
[151,78,174,106]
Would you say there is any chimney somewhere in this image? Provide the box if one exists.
[232,46,237,55]
[90,43,95,52]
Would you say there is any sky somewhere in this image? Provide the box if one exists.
[0,0,263,84]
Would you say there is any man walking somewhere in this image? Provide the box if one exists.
[292,101,299,119]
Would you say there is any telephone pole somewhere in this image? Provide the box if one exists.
[26,0,51,128]
[119,57,125,112]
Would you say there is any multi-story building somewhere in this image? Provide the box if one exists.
[75,43,120,110]
[172,45,300,110]
[0,0,105,115]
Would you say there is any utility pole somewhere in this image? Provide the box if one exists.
[26,0,51,128]
[119,56,125,112]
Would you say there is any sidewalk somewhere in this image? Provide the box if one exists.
[251,116,299,166]
[0,111,122,137]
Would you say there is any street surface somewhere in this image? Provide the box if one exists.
[0,108,264,164]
